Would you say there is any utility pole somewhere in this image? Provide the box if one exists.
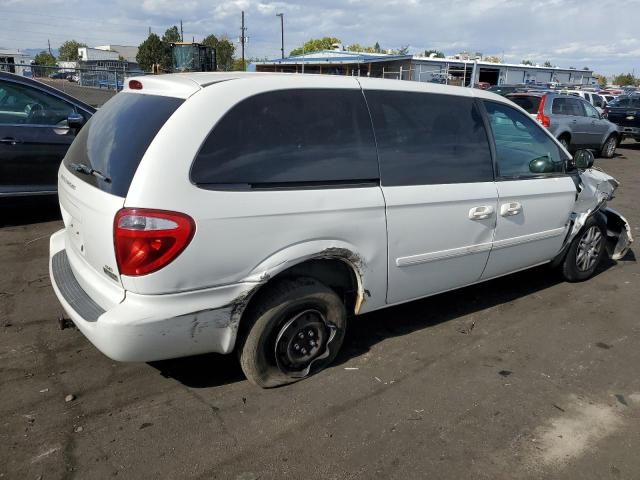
[276,13,284,59]
[148,26,151,36]
[240,10,247,71]
[180,20,183,42]
[47,39,51,55]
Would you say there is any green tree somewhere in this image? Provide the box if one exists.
[424,49,445,58]
[521,59,533,65]
[543,60,553,67]
[347,43,376,53]
[289,37,341,56]
[58,40,87,61]
[583,66,590,71]
[161,26,182,70]
[136,33,165,72]
[32,51,57,77]
[374,41,382,53]
[593,74,608,87]
[484,55,501,63]
[202,34,235,71]
[394,45,410,55]
[33,51,57,66]
[613,73,638,86]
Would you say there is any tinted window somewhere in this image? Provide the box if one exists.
[609,96,640,108]
[507,95,541,114]
[191,89,378,188]
[0,80,75,126]
[552,97,584,116]
[484,101,565,178]
[592,94,604,108]
[64,93,184,197]
[365,90,493,186]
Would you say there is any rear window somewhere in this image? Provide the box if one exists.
[507,95,541,114]
[609,96,640,108]
[63,93,184,197]
[190,89,378,188]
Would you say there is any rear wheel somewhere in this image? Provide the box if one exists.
[600,135,617,158]
[562,216,606,282]
[238,277,347,388]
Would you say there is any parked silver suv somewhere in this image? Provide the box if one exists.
[507,92,620,158]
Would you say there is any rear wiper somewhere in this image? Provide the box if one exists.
[70,163,111,183]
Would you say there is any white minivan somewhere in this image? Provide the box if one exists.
[49,73,632,387]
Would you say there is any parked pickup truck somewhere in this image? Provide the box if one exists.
[603,95,640,142]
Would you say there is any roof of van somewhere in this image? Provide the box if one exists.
[124,71,508,103]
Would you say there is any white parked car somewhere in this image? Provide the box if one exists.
[49,73,633,387]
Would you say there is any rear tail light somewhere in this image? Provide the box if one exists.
[536,95,550,128]
[114,208,195,276]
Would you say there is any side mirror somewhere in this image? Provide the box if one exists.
[67,112,84,132]
[573,149,594,169]
[529,155,555,173]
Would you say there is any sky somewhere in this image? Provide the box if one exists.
[2,0,639,77]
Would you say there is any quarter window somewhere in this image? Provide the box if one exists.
[0,80,75,126]
[484,101,565,178]
[365,90,493,186]
[191,89,379,188]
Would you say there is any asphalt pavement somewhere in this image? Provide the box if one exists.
[1,141,639,480]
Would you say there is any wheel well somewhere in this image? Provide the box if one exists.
[558,132,571,142]
[241,258,361,325]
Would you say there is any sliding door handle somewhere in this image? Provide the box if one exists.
[468,205,495,220]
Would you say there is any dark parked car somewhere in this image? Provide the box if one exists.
[506,92,620,158]
[603,95,640,142]
[0,72,95,197]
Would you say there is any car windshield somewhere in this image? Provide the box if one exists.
[507,95,541,114]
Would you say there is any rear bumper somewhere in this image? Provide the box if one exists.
[49,229,257,362]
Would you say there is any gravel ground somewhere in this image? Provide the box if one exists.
[1,141,639,480]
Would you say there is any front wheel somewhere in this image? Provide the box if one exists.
[562,217,606,282]
[238,277,347,388]
[600,135,617,158]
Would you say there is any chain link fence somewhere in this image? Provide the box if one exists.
[1,63,146,107]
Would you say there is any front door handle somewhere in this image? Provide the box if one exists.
[500,201,522,216]
[0,137,22,145]
[468,205,495,220]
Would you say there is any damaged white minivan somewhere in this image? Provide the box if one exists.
[49,73,633,387]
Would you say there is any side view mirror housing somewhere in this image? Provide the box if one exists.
[573,149,595,170]
[67,112,84,132]
[529,155,555,174]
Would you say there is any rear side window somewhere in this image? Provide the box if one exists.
[191,89,378,188]
[64,93,184,197]
[508,95,541,114]
[552,97,584,116]
[365,90,493,186]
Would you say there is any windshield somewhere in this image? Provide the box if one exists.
[507,95,542,114]
[63,93,184,197]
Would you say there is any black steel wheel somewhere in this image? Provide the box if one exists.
[238,277,347,388]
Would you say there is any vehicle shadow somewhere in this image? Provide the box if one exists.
[0,196,61,227]
[152,253,628,389]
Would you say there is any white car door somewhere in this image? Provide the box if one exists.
[361,83,498,304]
[480,100,576,279]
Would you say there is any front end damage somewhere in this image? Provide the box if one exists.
[563,168,633,261]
